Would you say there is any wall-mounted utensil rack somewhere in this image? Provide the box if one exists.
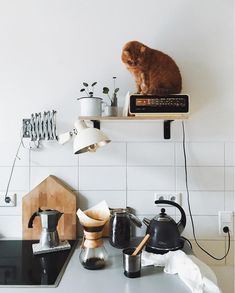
[79,114,189,139]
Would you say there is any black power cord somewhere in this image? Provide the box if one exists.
[4,136,23,203]
[182,121,230,260]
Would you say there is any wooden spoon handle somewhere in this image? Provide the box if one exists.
[132,234,150,256]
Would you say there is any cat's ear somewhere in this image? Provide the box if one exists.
[140,46,146,53]
[123,50,129,56]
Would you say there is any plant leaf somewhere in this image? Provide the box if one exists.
[91,82,97,87]
[114,88,119,93]
[80,88,85,92]
[103,87,109,94]
[83,82,88,87]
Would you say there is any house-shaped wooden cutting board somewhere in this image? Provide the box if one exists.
[22,175,77,240]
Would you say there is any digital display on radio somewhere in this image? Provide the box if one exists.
[130,95,189,114]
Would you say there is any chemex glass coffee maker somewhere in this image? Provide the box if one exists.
[77,201,110,270]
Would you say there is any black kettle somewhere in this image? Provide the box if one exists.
[143,200,186,254]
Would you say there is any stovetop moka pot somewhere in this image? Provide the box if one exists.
[28,208,63,249]
[143,200,186,254]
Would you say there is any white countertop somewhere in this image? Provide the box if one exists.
[1,239,191,293]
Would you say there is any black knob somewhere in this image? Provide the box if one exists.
[160,208,166,215]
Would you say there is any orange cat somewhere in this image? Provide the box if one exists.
[121,41,182,95]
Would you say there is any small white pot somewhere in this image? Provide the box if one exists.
[77,97,103,116]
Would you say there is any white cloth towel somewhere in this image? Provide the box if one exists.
[142,250,221,293]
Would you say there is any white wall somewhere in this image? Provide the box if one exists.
[0,0,234,279]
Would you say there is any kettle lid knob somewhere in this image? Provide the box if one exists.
[160,208,166,215]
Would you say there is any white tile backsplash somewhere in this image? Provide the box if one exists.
[127,166,175,190]
[0,138,233,243]
[78,190,126,211]
[176,142,224,166]
[176,167,224,191]
[127,142,174,166]
[0,141,30,166]
[30,141,78,166]
[225,192,234,211]
[0,167,29,191]
[180,191,225,216]
[79,166,126,190]
[225,167,234,191]
[182,215,224,240]
[30,166,79,190]
[225,142,234,166]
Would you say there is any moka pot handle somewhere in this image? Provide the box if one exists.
[28,208,42,228]
[154,200,186,234]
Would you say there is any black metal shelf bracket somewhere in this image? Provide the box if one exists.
[91,119,173,139]
[164,120,174,139]
[91,120,100,129]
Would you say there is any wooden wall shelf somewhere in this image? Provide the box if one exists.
[79,114,189,139]
[79,114,189,121]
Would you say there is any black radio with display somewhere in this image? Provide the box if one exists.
[129,94,189,116]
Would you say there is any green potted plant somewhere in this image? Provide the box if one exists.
[102,77,119,116]
[77,82,103,117]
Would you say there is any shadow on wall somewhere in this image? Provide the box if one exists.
[181,60,222,116]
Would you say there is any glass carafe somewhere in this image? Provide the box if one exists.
[79,228,108,270]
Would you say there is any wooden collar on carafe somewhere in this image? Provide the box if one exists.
[83,225,104,248]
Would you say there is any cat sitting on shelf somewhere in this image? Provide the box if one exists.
[121,40,182,95]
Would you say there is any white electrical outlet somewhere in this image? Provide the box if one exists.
[154,192,181,206]
[0,194,16,207]
[218,211,233,236]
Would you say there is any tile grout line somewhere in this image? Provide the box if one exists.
[223,142,227,264]
[174,142,177,218]
[125,142,128,207]
[223,142,226,211]
[28,148,31,192]
[77,155,80,191]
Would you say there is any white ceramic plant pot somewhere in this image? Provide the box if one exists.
[77,97,103,117]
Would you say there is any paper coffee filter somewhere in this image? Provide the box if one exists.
[77,200,110,227]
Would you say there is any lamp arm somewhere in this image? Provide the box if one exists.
[57,131,73,145]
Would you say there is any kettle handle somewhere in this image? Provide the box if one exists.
[28,208,42,228]
[154,200,186,233]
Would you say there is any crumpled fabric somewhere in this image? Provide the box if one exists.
[141,250,221,293]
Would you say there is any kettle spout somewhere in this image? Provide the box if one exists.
[143,217,151,226]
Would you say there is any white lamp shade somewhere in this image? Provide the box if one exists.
[73,120,111,154]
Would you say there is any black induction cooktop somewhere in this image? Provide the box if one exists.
[0,240,77,287]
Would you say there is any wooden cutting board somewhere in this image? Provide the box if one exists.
[22,175,77,240]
